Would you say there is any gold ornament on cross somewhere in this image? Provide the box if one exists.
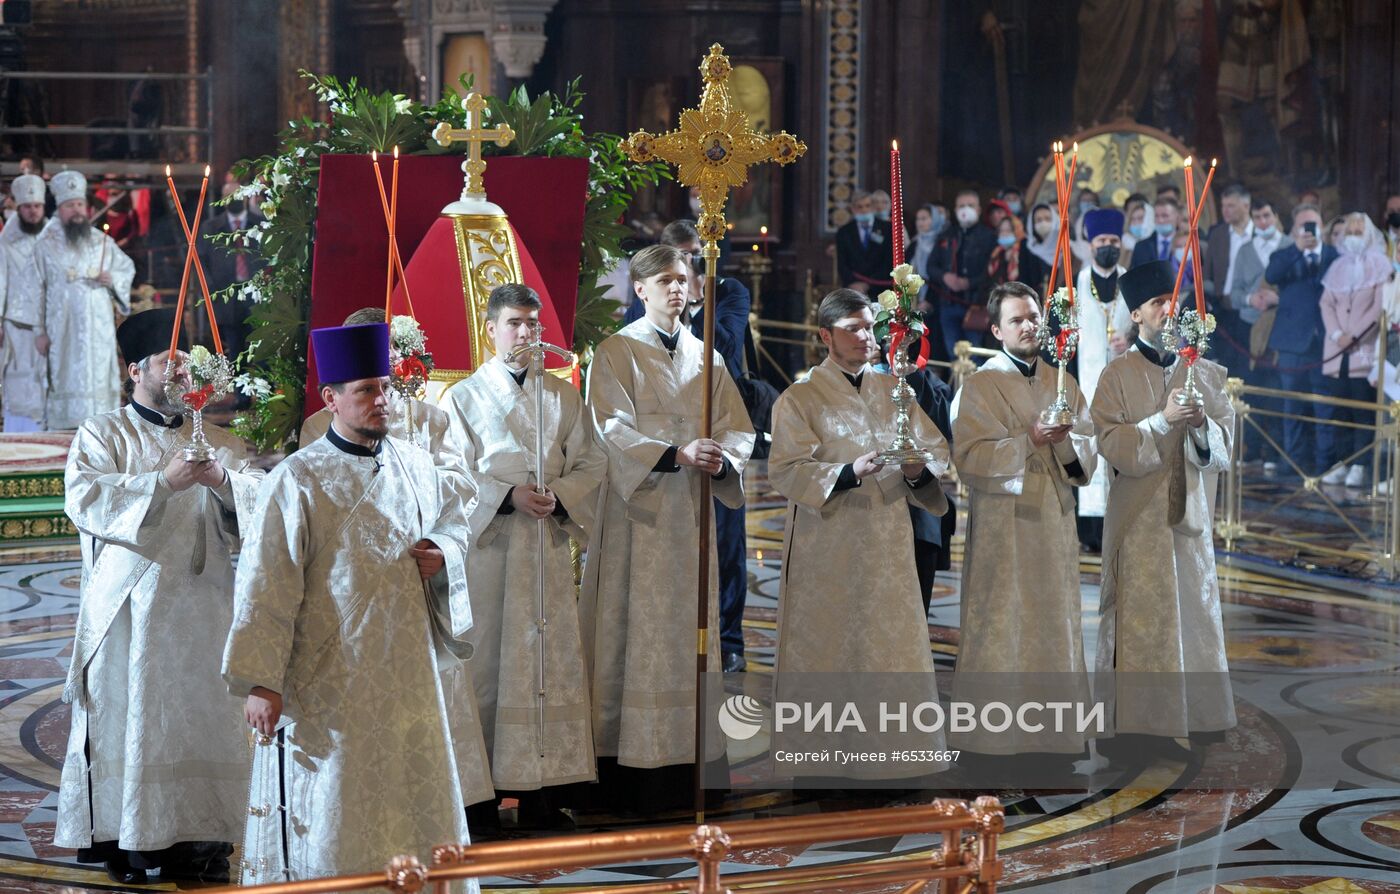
[622,44,805,245]
[432,93,516,201]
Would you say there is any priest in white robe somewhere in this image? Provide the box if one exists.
[441,284,607,828]
[950,281,1097,758]
[223,322,476,884]
[1091,260,1236,751]
[37,171,135,430]
[580,244,754,812]
[768,288,951,782]
[299,308,494,821]
[56,309,261,885]
[1073,208,1133,549]
[1,174,50,430]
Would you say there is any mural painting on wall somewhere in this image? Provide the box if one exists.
[726,59,785,242]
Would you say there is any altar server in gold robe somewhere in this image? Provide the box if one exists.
[950,281,1097,758]
[1091,260,1235,752]
[580,244,754,811]
[769,288,951,780]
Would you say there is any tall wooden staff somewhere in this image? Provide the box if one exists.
[622,43,805,821]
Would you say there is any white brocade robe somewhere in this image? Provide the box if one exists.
[38,222,134,429]
[56,407,262,852]
[950,353,1097,754]
[1074,264,1132,516]
[1091,348,1236,737]
[580,318,755,769]
[441,357,607,790]
[299,400,496,805]
[768,360,950,777]
[1,222,47,425]
[222,437,474,881]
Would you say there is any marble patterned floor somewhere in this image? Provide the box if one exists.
[0,470,1397,893]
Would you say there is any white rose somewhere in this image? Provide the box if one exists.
[891,263,914,286]
[905,274,925,294]
[878,290,900,310]
[394,97,413,115]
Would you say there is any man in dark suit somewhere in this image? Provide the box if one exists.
[1131,197,1190,272]
[197,182,265,358]
[623,219,754,672]
[1262,203,1335,476]
[1201,183,1253,376]
[925,189,996,360]
[907,359,955,616]
[834,190,895,293]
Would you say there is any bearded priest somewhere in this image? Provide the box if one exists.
[223,322,476,883]
[1090,260,1236,755]
[37,171,135,429]
[580,244,755,813]
[57,309,262,885]
[950,281,1097,760]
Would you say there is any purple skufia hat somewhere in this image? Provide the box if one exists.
[312,323,390,385]
[1083,208,1125,241]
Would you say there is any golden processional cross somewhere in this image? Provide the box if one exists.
[431,93,516,200]
[622,42,805,822]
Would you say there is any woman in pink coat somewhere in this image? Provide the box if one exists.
[1319,213,1392,487]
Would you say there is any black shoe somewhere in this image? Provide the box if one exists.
[467,799,504,840]
[514,790,577,831]
[105,858,147,886]
[723,652,747,673]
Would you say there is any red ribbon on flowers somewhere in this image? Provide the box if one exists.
[1179,345,1199,366]
[394,356,428,382]
[182,383,215,411]
[1055,328,1075,360]
[888,322,931,372]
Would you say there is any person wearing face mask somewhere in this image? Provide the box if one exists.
[1026,202,1060,271]
[985,216,1047,298]
[1072,208,1132,551]
[1316,213,1389,488]
[1130,197,1196,284]
[927,189,996,358]
[1227,198,1287,472]
[198,180,266,360]
[835,190,895,294]
[1068,188,1100,267]
[1122,202,1150,256]
[997,186,1025,222]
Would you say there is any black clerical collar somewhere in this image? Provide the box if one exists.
[653,323,682,354]
[842,370,864,390]
[130,399,183,429]
[1003,349,1037,378]
[326,423,383,458]
[507,365,528,388]
[1136,338,1176,368]
[1092,268,1118,286]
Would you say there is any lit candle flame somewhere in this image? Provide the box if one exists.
[164,165,171,177]
[760,225,768,237]
[393,146,399,159]
[752,243,759,252]
[372,150,378,161]
[1185,155,1193,167]
[103,223,109,232]
[203,165,210,178]
[1072,141,1078,153]
[892,139,899,151]
[1210,158,1218,168]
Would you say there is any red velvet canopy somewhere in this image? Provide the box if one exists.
[305,154,589,413]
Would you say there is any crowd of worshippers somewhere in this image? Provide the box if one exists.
[62,227,1238,885]
[0,162,264,436]
[832,184,1400,495]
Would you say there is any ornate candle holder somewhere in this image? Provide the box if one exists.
[1159,308,1215,407]
[1035,286,1080,427]
[164,346,233,462]
[874,264,934,465]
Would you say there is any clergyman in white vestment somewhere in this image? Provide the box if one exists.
[223,323,476,886]
[441,284,607,828]
[1,174,51,430]
[57,309,262,885]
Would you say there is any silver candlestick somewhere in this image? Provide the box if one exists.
[876,340,934,465]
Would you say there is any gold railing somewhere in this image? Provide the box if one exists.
[220,799,1005,894]
[1218,371,1400,578]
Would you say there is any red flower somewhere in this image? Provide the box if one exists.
[1179,345,1199,366]
[182,383,215,411]
[395,356,428,381]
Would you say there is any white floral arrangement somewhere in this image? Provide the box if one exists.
[873,263,927,348]
[388,315,433,400]
[1161,307,1216,365]
[171,344,234,411]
